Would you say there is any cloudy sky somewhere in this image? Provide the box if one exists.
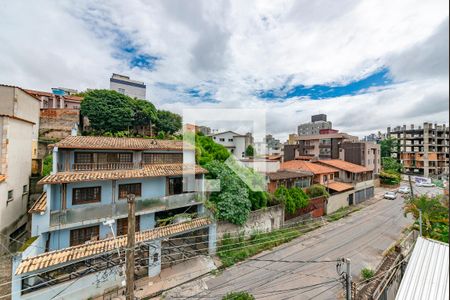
[0,0,448,141]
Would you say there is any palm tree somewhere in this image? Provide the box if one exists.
[404,195,449,239]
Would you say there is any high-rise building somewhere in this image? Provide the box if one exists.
[110,73,146,99]
[297,114,332,136]
[387,123,449,177]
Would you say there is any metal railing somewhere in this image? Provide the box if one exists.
[49,192,202,227]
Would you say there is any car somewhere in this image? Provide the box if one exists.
[398,186,410,194]
[416,182,435,187]
[384,191,397,200]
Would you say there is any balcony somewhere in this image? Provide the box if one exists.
[72,162,143,171]
[49,192,202,228]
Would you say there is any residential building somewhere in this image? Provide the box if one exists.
[25,89,83,109]
[183,123,211,136]
[266,170,313,193]
[284,132,358,161]
[254,134,282,156]
[110,73,146,99]
[11,136,216,300]
[339,141,381,174]
[209,131,253,158]
[362,131,385,143]
[395,237,448,300]
[0,85,40,253]
[387,123,449,177]
[316,159,375,204]
[297,114,332,136]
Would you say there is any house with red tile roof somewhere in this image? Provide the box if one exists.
[12,135,215,299]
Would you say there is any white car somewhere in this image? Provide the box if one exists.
[398,186,410,194]
[416,182,435,187]
[384,191,397,200]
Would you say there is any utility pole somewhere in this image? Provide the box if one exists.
[126,193,136,300]
[345,258,352,300]
[419,210,423,236]
[408,175,414,198]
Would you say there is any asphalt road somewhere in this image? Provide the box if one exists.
[166,185,443,300]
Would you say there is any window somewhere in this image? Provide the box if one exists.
[228,138,233,142]
[294,177,310,188]
[116,216,140,236]
[119,183,142,199]
[143,153,182,164]
[97,152,132,163]
[7,190,13,203]
[242,152,245,157]
[323,175,328,183]
[74,152,93,164]
[153,253,159,263]
[168,177,183,195]
[330,174,334,180]
[72,187,101,205]
[219,138,225,142]
[70,226,99,246]
[23,185,28,194]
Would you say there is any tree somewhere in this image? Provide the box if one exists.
[222,292,255,300]
[305,184,330,198]
[382,157,403,173]
[379,171,401,185]
[81,90,134,133]
[245,145,255,157]
[404,195,449,242]
[155,110,182,134]
[206,161,252,225]
[274,186,310,214]
[380,137,399,158]
[129,98,158,128]
[195,134,230,166]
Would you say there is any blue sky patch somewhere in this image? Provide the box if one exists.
[185,87,219,103]
[257,67,393,100]
[113,31,159,70]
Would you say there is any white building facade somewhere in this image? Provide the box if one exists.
[0,85,40,253]
[110,73,146,99]
[210,131,253,158]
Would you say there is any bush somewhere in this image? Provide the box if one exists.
[274,186,310,214]
[361,267,375,280]
[42,155,52,176]
[222,292,255,300]
[305,184,329,198]
[379,171,401,185]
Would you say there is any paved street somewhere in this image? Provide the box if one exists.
[165,187,430,300]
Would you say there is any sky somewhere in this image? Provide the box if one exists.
[0,0,448,141]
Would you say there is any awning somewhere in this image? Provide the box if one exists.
[327,181,353,192]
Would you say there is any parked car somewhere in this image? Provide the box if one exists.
[416,182,435,187]
[384,191,397,200]
[398,186,410,194]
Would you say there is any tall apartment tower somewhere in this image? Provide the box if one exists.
[387,123,449,178]
[298,114,332,136]
[110,73,146,99]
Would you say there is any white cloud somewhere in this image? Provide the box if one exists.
[0,0,448,141]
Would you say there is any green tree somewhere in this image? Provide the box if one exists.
[81,90,134,133]
[404,195,449,242]
[245,145,255,157]
[305,184,330,198]
[129,98,158,128]
[382,157,403,173]
[195,134,230,166]
[380,137,399,158]
[222,292,255,300]
[288,187,310,209]
[205,161,252,225]
[42,155,53,176]
[155,110,182,134]
[379,171,401,185]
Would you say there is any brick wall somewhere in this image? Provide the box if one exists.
[39,109,79,140]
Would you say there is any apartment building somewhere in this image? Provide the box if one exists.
[339,141,381,174]
[110,73,146,99]
[254,134,282,156]
[0,85,40,253]
[11,136,216,300]
[25,89,83,109]
[387,123,449,177]
[284,132,358,161]
[209,131,253,158]
[183,123,212,136]
[297,114,332,136]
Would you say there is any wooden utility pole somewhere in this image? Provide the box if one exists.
[126,193,136,300]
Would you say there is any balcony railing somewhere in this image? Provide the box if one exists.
[72,162,143,171]
[49,192,202,227]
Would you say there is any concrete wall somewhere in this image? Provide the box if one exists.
[327,190,351,214]
[216,205,284,239]
[39,108,79,140]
